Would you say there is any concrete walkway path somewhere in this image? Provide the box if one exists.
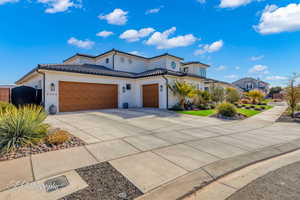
[0,105,298,200]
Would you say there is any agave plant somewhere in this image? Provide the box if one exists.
[0,105,49,153]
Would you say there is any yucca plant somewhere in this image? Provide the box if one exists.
[0,101,15,112]
[0,105,49,153]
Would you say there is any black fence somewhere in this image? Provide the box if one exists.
[11,86,42,106]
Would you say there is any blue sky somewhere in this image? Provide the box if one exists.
[0,0,300,86]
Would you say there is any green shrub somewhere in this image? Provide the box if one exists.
[217,102,237,117]
[226,88,240,104]
[296,104,300,111]
[46,130,70,145]
[0,105,48,153]
[0,102,15,112]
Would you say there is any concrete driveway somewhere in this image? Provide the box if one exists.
[42,107,300,193]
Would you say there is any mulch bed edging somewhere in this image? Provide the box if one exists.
[0,134,85,161]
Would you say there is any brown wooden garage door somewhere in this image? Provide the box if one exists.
[143,84,159,108]
[59,81,118,112]
[0,88,10,102]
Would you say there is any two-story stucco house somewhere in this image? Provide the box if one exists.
[233,77,270,94]
[16,49,232,113]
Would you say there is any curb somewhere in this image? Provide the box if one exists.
[137,138,300,200]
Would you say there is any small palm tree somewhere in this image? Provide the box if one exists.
[168,80,196,109]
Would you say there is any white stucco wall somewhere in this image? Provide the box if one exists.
[41,71,168,112]
[113,55,147,73]
[95,55,114,69]
[148,58,166,70]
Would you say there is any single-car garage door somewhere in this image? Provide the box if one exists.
[59,81,118,112]
[142,84,159,108]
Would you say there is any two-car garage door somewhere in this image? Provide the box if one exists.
[59,81,118,112]
[59,81,159,112]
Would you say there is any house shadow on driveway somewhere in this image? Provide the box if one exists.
[54,108,181,120]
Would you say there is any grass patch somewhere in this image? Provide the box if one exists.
[237,108,261,117]
[177,109,216,116]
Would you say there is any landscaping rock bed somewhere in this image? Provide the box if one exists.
[277,111,300,123]
[0,134,85,161]
[60,162,143,200]
[211,113,246,120]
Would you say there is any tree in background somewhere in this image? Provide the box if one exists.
[285,73,300,118]
[168,81,196,109]
[269,86,282,98]
[246,90,265,104]
[226,88,240,104]
[210,86,225,104]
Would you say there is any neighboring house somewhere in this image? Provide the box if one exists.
[233,77,270,94]
[16,49,233,113]
[0,85,15,102]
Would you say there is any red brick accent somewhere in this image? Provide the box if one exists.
[0,88,10,102]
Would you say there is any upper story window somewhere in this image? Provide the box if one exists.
[120,57,125,63]
[246,82,253,90]
[171,61,177,69]
[183,67,189,73]
[199,68,206,77]
[105,58,109,64]
[128,59,132,64]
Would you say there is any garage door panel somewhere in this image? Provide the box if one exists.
[59,81,118,112]
[143,84,159,108]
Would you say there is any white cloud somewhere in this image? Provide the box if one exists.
[216,65,226,71]
[266,76,288,81]
[250,55,264,61]
[38,0,79,13]
[0,0,18,5]
[129,51,141,56]
[96,30,114,38]
[197,0,206,4]
[67,37,95,49]
[99,8,128,25]
[120,28,155,42]
[255,3,300,34]
[235,66,240,70]
[145,27,197,49]
[225,74,239,79]
[145,6,163,14]
[194,40,224,55]
[249,64,269,74]
[219,0,253,8]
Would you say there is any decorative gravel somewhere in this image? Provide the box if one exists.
[60,162,143,200]
[0,134,85,161]
[277,111,300,123]
[211,113,246,120]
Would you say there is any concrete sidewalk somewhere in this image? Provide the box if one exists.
[0,105,298,200]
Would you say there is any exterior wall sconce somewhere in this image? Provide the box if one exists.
[50,83,55,92]
[160,85,163,92]
[122,86,126,93]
